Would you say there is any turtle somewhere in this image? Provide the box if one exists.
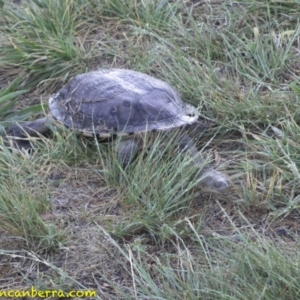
[5,69,230,192]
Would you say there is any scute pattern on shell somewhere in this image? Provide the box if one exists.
[49,69,198,137]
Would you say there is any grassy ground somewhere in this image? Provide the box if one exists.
[0,0,300,299]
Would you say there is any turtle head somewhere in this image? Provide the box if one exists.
[199,169,230,193]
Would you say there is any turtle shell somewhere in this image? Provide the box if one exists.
[49,69,199,137]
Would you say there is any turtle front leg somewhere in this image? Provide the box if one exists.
[117,138,140,168]
[4,117,50,149]
[178,132,230,193]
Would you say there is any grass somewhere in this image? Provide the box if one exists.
[94,132,214,239]
[95,220,300,299]
[0,77,46,132]
[0,0,300,299]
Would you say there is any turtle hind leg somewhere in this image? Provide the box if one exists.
[4,117,50,150]
[117,138,140,168]
[6,117,49,137]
